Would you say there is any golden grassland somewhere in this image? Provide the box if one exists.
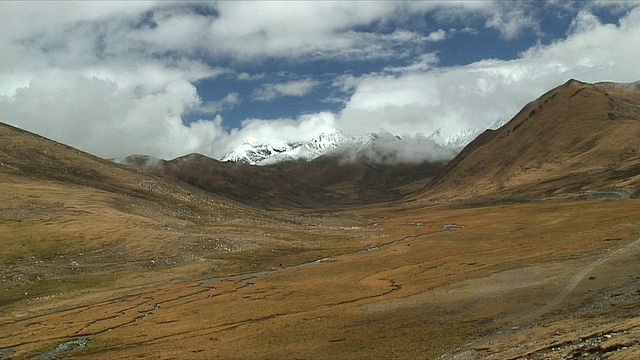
[2,174,639,359]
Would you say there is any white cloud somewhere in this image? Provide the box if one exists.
[204,2,498,61]
[335,66,524,138]
[588,1,640,13]
[484,4,539,39]
[197,92,240,114]
[207,2,396,61]
[0,69,226,159]
[220,112,338,154]
[335,5,640,141]
[237,72,266,81]
[253,79,320,101]
[129,7,215,55]
[336,133,456,165]
[568,9,603,34]
[383,53,440,74]
[426,29,447,42]
[0,2,226,98]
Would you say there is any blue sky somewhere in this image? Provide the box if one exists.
[1,1,640,160]
[187,5,570,128]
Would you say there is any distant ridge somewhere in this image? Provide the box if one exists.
[419,79,640,201]
[119,151,446,208]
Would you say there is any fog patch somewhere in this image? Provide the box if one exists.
[331,133,457,165]
[115,154,165,172]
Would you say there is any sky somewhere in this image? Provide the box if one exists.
[1,1,640,161]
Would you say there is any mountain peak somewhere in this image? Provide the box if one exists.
[220,130,358,165]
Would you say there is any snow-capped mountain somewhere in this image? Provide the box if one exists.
[219,126,489,166]
[427,128,481,151]
[260,131,356,165]
[220,131,375,165]
[219,137,300,165]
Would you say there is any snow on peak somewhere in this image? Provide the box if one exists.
[428,127,481,151]
[220,130,361,165]
[220,139,299,164]
[219,126,490,166]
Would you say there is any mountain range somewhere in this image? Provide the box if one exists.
[113,79,640,208]
[5,77,637,211]
[118,150,446,209]
[219,131,369,165]
[219,127,479,166]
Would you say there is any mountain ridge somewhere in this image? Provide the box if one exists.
[118,151,446,208]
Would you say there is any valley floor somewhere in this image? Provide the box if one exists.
[2,199,640,359]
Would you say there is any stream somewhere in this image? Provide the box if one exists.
[15,227,451,360]
[199,235,417,288]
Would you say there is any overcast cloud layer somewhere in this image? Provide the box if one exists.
[1,1,640,161]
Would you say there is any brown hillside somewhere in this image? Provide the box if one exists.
[120,153,343,209]
[421,79,640,201]
[273,155,445,204]
[0,122,152,194]
[159,154,336,209]
[0,121,335,307]
[121,153,444,209]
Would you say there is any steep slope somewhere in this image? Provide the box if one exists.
[421,79,640,201]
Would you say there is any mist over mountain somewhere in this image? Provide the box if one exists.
[219,129,465,166]
[113,79,640,207]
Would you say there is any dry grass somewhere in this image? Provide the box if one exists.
[2,194,639,359]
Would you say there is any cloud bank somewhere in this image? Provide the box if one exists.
[333,133,457,165]
[0,2,639,162]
